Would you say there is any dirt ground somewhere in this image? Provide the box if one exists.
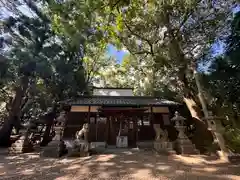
[0,149,240,180]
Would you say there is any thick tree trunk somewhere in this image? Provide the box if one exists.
[183,97,203,121]
[181,68,214,152]
[183,96,214,153]
[155,13,214,152]
[0,76,29,147]
[0,118,14,147]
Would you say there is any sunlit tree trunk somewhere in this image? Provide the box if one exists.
[177,65,213,151]
[194,68,229,158]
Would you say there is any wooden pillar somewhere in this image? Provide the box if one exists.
[150,106,153,125]
[87,106,90,143]
[134,115,138,147]
[105,116,109,146]
[95,113,98,142]
[109,116,114,145]
[87,106,90,123]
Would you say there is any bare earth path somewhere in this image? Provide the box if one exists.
[0,149,240,180]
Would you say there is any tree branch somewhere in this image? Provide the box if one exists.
[124,21,155,56]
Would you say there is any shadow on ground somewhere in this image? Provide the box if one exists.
[0,149,240,180]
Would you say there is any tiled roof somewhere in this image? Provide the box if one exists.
[66,96,180,106]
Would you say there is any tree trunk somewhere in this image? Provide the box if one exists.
[183,97,203,121]
[40,122,54,146]
[0,118,15,147]
[183,96,214,152]
[0,76,29,147]
[40,109,57,146]
[156,13,214,152]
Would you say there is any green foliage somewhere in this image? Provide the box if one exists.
[93,0,235,99]
[201,10,240,152]
[224,127,240,153]
[203,11,240,114]
[0,0,89,122]
[1,1,240,153]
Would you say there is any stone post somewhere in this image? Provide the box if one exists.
[171,111,199,154]
[203,111,229,160]
[40,111,68,158]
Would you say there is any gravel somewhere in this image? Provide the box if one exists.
[0,150,240,180]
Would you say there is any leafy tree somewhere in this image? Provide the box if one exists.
[0,0,87,146]
[50,0,235,120]
[197,10,240,152]
[83,44,110,86]
[97,0,235,151]
[107,0,234,120]
[203,11,240,122]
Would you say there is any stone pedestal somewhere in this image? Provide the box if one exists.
[116,136,128,148]
[41,124,68,158]
[69,123,91,157]
[41,139,67,158]
[154,141,176,155]
[9,134,34,154]
[68,139,90,157]
[172,112,199,155]
[176,139,199,154]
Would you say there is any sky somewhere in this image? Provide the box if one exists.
[106,44,129,64]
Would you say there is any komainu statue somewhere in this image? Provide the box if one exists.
[70,123,90,157]
[153,124,168,141]
[75,123,89,141]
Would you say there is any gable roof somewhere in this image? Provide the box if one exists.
[64,96,180,106]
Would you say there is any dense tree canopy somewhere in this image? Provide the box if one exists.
[0,0,92,145]
[202,11,240,118]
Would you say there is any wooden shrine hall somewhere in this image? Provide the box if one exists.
[63,88,180,148]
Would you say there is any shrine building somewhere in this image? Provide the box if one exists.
[63,87,181,148]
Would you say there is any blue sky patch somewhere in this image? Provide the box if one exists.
[106,44,129,63]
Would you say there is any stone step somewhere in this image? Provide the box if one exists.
[181,149,200,155]
[177,138,200,155]
[228,154,240,163]
[154,149,176,155]
[167,150,176,155]
[180,145,200,155]
[0,148,8,155]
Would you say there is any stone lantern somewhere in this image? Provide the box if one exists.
[171,111,187,139]
[41,111,68,158]
[171,111,199,154]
